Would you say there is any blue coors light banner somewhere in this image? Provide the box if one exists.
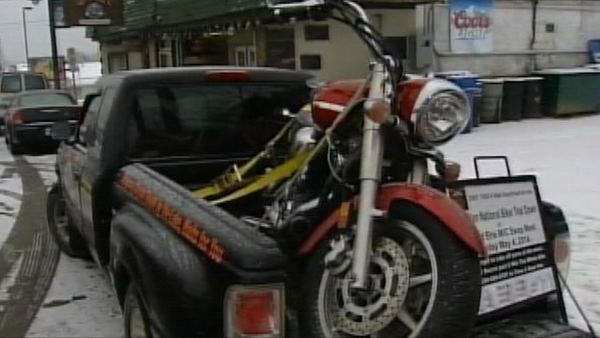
[450,0,494,53]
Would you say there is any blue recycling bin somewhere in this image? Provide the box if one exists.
[587,64,600,111]
[443,74,481,133]
[588,39,600,64]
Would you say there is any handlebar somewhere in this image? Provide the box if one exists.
[267,0,402,103]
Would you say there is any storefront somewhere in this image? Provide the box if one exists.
[92,0,600,80]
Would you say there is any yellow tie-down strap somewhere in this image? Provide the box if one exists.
[193,121,295,200]
[194,148,312,205]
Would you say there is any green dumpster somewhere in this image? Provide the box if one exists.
[534,68,600,116]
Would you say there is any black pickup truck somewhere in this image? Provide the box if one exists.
[48,67,590,338]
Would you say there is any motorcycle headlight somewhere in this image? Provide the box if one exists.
[413,80,471,145]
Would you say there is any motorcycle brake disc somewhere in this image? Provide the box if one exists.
[329,237,411,336]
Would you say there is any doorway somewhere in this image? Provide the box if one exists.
[234,46,257,67]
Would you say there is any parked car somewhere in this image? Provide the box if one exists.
[0,72,49,125]
[3,90,80,155]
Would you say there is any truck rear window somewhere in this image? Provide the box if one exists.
[1,75,21,93]
[130,83,310,158]
[24,75,46,90]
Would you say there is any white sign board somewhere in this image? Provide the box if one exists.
[460,180,557,315]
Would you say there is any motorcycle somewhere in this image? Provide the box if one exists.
[194,0,485,336]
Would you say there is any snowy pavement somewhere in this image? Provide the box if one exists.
[0,151,123,337]
[20,154,123,338]
[442,114,600,333]
[0,145,22,250]
[0,114,595,337]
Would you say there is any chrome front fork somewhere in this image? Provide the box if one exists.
[409,159,429,185]
[350,63,389,289]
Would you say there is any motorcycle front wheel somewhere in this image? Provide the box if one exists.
[300,203,482,338]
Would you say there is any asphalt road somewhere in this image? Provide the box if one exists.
[0,156,60,337]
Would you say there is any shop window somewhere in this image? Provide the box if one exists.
[304,25,330,41]
[159,54,170,68]
[300,54,322,70]
[266,29,296,69]
[182,35,228,66]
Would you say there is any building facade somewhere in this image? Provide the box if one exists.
[90,0,600,81]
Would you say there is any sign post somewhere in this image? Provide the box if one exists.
[48,0,61,88]
[448,176,563,318]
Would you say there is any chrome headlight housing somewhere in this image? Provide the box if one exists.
[412,80,471,145]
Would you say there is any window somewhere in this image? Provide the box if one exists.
[108,53,128,73]
[79,96,102,146]
[304,25,330,41]
[18,93,74,107]
[383,36,408,60]
[1,75,22,93]
[129,83,311,158]
[159,54,169,68]
[265,29,296,69]
[300,54,322,70]
[24,74,46,90]
[181,36,228,66]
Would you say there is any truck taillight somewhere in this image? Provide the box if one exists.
[224,284,284,338]
[206,71,250,82]
[10,110,24,125]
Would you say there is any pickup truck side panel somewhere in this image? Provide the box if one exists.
[111,207,227,338]
[111,163,287,337]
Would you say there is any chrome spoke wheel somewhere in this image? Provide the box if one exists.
[394,221,438,338]
[317,220,439,337]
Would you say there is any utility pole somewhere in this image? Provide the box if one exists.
[47,0,61,89]
[22,6,33,69]
[0,39,4,72]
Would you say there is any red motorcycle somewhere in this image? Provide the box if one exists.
[193,1,485,336]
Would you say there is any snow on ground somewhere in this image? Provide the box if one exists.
[26,256,123,338]
[21,153,124,338]
[0,145,21,249]
[24,155,59,189]
[442,114,600,332]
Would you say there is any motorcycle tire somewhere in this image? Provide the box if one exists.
[300,202,482,338]
[46,184,89,258]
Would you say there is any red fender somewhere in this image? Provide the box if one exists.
[296,183,486,256]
